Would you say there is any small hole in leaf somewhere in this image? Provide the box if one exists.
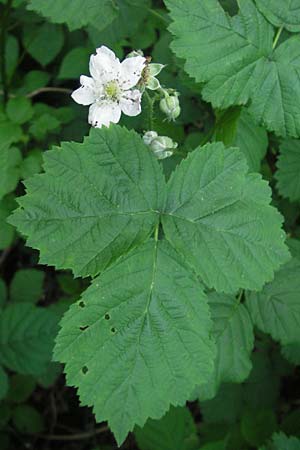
[110,327,117,334]
[104,313,110,320]
[79,301,85,308]
[82,366,88,374]
[80,325,89,331]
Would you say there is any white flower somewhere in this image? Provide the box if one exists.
[71,46,146,128]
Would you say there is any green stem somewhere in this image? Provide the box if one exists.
[272,25,283,50]
[0,0,13,104]
[144,90,155,130]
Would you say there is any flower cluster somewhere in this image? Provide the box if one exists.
[72,46,181,129]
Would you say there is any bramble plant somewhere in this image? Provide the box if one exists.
[1,0,300,449]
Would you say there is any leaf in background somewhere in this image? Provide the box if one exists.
[1,35,19,82]
[21,149,43,180]
[0,145,22,200]
[259,432,300,450]
[246,240,300,346]
[166,0,300,137]
[12,405,44,433]
[27,0,118,31]
[276,139,300,202]
[0,303,58,375]
[16,70,50,96]
[135,406,199,450]
[58,47,90,79]
[282,342,300,366]
[0,114,23,147]
[0,196,16,250]
[0,279,7,308]
[0,366,9,401]
[215,108,268,172]
[6,374,35,404]
[54,240,215,445]
[23,22,64,66]
[6,96,33,125]
[241,409,277,447]
[10,269,44,304]
[199,292,254,397]
[255,0,300,32]
[162,142,289,293]
[10,126,165,277]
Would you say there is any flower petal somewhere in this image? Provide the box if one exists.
[119,56,146,89]
[71,76,96,105]
[89,46,120,83]
[119,89,142,117]
[88,101,121,128]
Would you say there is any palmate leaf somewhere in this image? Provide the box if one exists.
[166,0,300,137]
[27,0,118,32]
[275,139,300,202]
[10,126,290,444]
[255,0,300,32]
[246,239,300,346]
[162,142,289,293]
[54,240,215,445]
[9,126,165,278]
[199,292,254,398]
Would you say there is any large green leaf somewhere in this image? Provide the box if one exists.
[166,0,300,137]
[246,240,300,346]
[275,139,300,202]
[200,292,254,396]
[9,126,165,278]
[259,432,300,450]
[162,142,289,293]
[0,303,58,375]
[27,0,118,31]
[255,0,300,32]
[54,240,215,445]
[135,406,198,450]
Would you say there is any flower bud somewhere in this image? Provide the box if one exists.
[159,93,181,121]
[143,131,177,160]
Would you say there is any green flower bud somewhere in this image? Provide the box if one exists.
[143,131,177,160]
[159,93,181,121]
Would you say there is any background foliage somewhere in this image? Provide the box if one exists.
[0,0,300,449]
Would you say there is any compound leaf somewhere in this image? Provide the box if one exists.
[162,142,289,293]
[255,0,300,32]
[9,126,165,278]
[275,139,300,202]
[166,0,300,137]
[54,240,215,445]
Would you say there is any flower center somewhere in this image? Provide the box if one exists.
[104,81,120,100]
